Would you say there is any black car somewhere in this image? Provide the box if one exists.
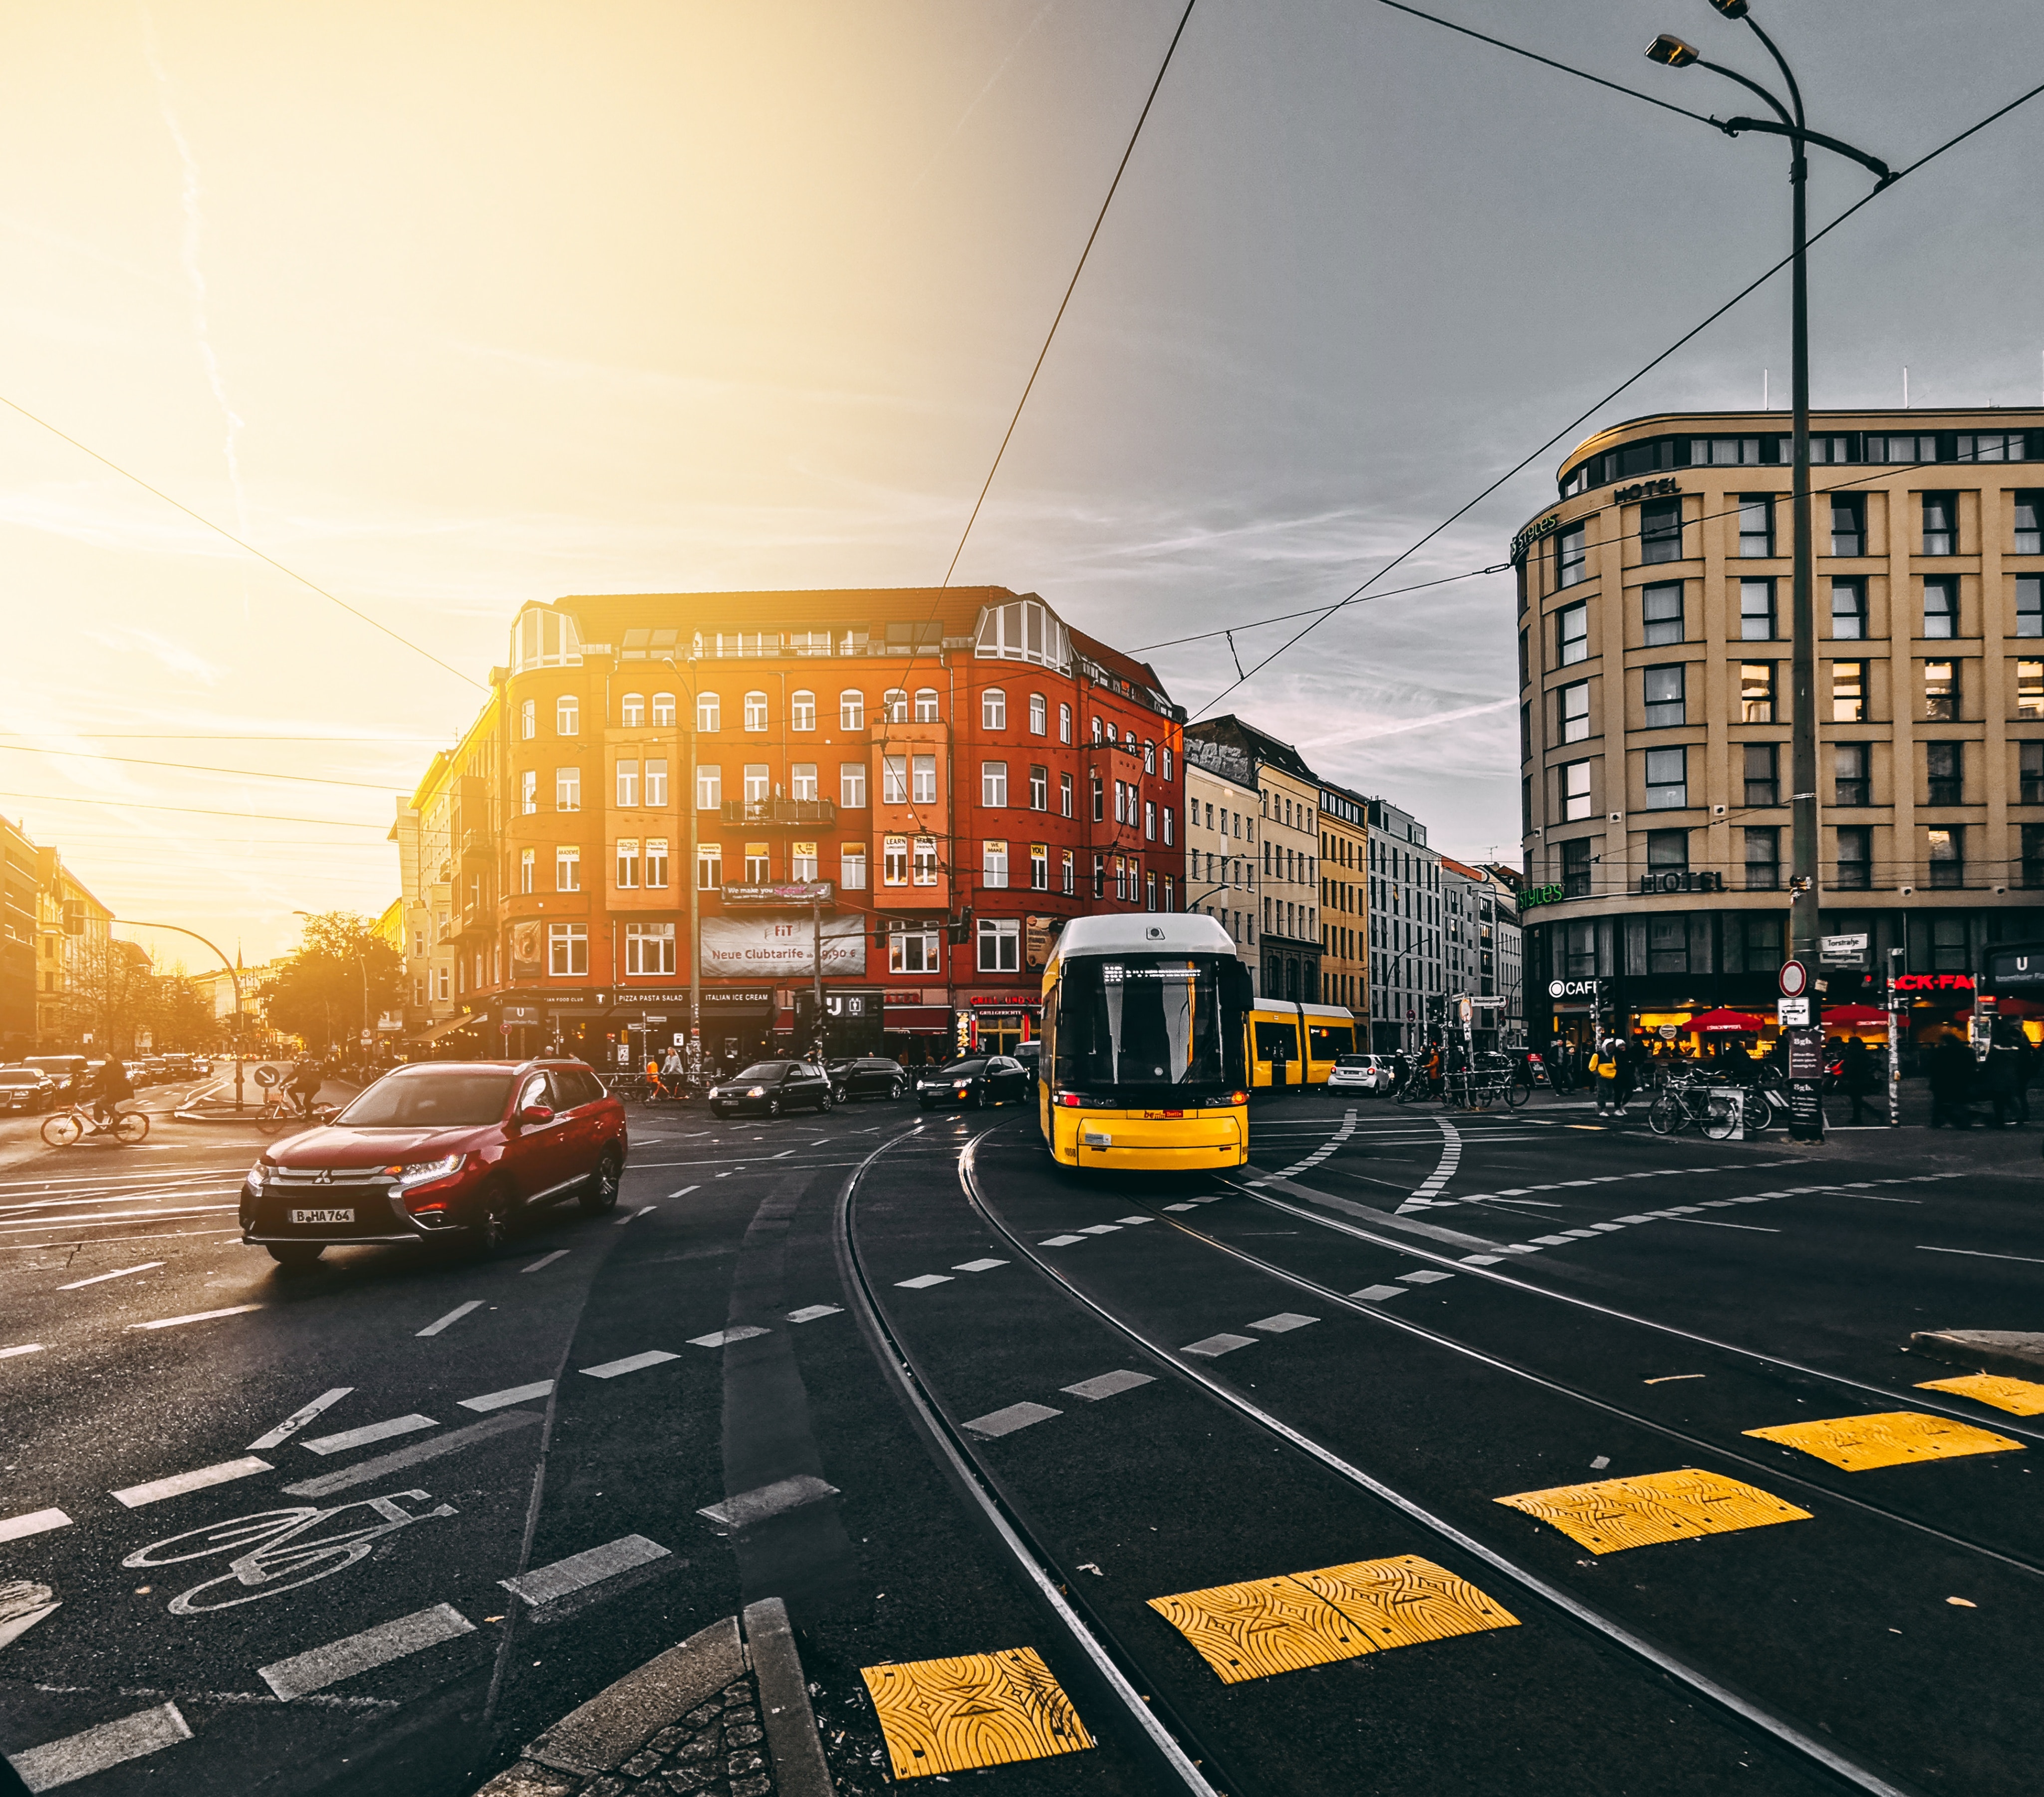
[22,1056,87,1099]
[0,1068,57,1114]
[709,1060,833,1119]
[915,1056,1032,1111]
[826,1056,909,1103]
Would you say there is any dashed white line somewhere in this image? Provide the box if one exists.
[2,1343,44,1359]
[1039,1234,1084,1247]
[249,1387,353,1451]
[8,1701,192,1790]
[964,1400,1061,1439]
[616,1204,657,1226]
[110,1456,273,1509]
[127,1304,262,1332]
[580,1350,681,1379]
[520,1250,569,1273]
[787,1304,842,1323]
[1182,1332,1257,1356]
[896,1273,952,1290]
[258,1604,475,1703]
[689,1326,770,1348]
[1249,1313,1317,1333]
[0,1507,72,1544]
[501,1533,671,1606]
[953,1258,1009,1273]
[55,1261,163,1291]
[416,1301,483,1338]
[460,1380,555,1412]
[1061,1369,1155,1400]
[667,1184,700,1199]
[301,1415,438,1457]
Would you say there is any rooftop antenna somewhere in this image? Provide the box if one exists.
[1903,366,1910,409]
[1762,368,1769,410]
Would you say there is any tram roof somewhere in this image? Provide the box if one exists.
[1053,913,1237,960]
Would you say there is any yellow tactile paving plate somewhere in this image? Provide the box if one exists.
[1294,1555,1521,1647]
[860,1647,1092,1778]
[1743,1410,2022,1471]
[1493,1468,1811,1553]
[1149,1556,1516,1683]
[1915,1372,2044,1417]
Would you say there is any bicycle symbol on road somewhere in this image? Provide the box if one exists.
[122,1490,456,1614]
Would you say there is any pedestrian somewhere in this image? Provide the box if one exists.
[1838,1035,1878,1125]
[1590,1035,1623,1117]
[1926,1027,1976,1129]
[1986,1017,2031,1128]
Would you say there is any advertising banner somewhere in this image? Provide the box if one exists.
[701,913,866,978]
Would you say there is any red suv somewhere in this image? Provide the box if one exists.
[240,1060,627,1267]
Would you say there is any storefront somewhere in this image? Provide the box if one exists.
[700,987,776,1074]
[960,994,1040,1058]
[882,989,952,1067]
[1892,973,1976,1051]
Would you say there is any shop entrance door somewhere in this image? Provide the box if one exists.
[981,1021,1022,1057]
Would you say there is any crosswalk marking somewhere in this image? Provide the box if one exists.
[258,1604,475,1702]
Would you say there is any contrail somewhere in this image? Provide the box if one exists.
[141,8,249,539]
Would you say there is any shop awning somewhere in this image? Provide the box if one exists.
[1823,1004,1890,1027]
[1684,1008,1769,1035]
[405,1012,486,1046]
[884,1006,953,1034]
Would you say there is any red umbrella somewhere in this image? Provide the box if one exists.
[1684,1008,1769,1034]
[1822,1003,1890,1027]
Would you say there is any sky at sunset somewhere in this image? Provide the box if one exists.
[3,1,2041,973]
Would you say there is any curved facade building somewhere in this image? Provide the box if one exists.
[1515,408,2044,1052]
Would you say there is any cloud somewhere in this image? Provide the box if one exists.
[82,624,224,685]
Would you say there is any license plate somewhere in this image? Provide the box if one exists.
[287,1208,354,1225]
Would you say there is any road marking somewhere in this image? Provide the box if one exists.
[1248,1313,1317,1334]
[689,1326,770,1348]
[1183,1333,1257,1356]
[1745,1411,2022,1471]
[580,1349,681,1378]
[667,1184,700,1199]
[1061,1369,1154,1401]
[965,1400,1062,1439]
[897,1273,953,1289]
[1162,1202,1197,1212]
[258,1603,475,1702]
[1915,1373,2044,1417]
[301,1414,438,1456]
[520,1250,569,1273]
[127,1304,262,1331]
[501,1534,670,1606]
[249,1387,353,1450]
[1615,1215,1655,1224]
[284,1411,540,1497]
[1400,1270,1454,1286]
[460,1380,555,1412]
[616,1204,657,1226]
[1590,1223,1626,1232]
[111,1457,272,1509]
[1662,1216,1780,1233]
[0,1507,71,1544]
[416,1301,483,1337]
[55,1261,163,1291]
[1560,1229,1601,1240]
[1396,1114,1461,1213]
[8,1701,192,1791]
[1916,1244,2044,1267]
[1497,1470,1810,1552]
[1351,1285,1405,1301]
[1114,1216,1154,1226]
[1645,1374,1706,1385]
[1460,1254,1505,1266]
[1075,1224,1122,1236]
[787,1304,842,1323]
[862,1648,1093,1778]
[954,1258,1009,1273]
[697,1474,839,1533]
[2,1343,44,1358]
[1039,1234,1084,1246]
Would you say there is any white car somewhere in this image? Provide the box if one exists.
[1327,1053,1393,1093]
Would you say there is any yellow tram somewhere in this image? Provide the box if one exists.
[1248,999,1360,1089]
[1038,913,1255,1171]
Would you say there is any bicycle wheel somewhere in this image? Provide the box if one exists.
[1503,1077,1529,1110]
[1703,1094,1740,1141]
[41,1111,83,1146]
[1646,1091,1680,1136]
[114,1111,150,1144]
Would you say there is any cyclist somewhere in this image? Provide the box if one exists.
[286,1055,325,1119]
[644,1054,673,1104]
[90,1054,133,1125]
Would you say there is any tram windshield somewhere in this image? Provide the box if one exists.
[1051,954,1248,1095]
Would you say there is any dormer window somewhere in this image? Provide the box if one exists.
[974,596,1071,670]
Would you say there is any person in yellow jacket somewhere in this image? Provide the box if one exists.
[1589,1035,1627,1118]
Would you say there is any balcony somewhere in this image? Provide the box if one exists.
[721,798,838,829]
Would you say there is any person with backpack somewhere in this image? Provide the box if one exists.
[1589,1036,1625,1117]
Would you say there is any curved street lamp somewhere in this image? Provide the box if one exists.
[111,919,248,1113]
[1646,0,1890,1140]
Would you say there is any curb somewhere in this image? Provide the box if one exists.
[476,1599,830,1797]
[1906,1329,2044,1381]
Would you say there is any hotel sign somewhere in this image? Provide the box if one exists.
[1612,477,1680,504]
[1637,870,1726,896]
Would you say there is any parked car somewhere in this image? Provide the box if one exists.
[21,1055,88,1099]
[825,1056,909,1103]
[709,1060,833,1119]
[1012,1041,1040,1080]
[916,1056,1032,1111]
[239,1059,627,1267]
[0,1068,58,1114]
[1327,1053,1393,1093]
[140,1057,170,1084]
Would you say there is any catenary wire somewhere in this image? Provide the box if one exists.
[0,791,388,829]
[0,744,405,792]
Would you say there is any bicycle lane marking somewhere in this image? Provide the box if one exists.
[1397,1115,1461,1214]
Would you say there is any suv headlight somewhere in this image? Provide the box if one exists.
[393,1154,465,1186]
[248,1158,272,1188]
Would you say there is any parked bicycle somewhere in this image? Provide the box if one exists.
[41,1102,149,1147]
[1646,1069,1741,1140]
[1441,1062,1530,1111]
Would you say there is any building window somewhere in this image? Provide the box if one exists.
[620,692,644,728]
[1162,803,1174,846]
[624,922,675,975]
[829,689,861,732]
[1560,838,1592,898]
[2024,823,2044,889]
[555,767,581,811]
[1830,493,1865,557]
[555,845,580,891]
[1641,582,1683,647]
[696,764,722,809]
[1147,870,1159,910]
[616,759,639,807]
[1643,664,1685,728]
[521,769,537,814]
[1557,522,1588,586]
[1745,741,1779,808]
[1647,829,1688,874]
[743,691,767,731]
[2014,491,2043,556]
[1739,579,1777,641]
[1834,825,1871,891]
[1641,498,1683,564]
[1737,494,1775,558]
[615,838,639,888]
[2008,574,2044,642]
[882,835,908,886]
[1060,702,1072,742]
[982,688,1007,730]
[1644,746,1687,810]
[1059,771,1073,818]
[787,690,815,732]
[2024,741,2044,804]
[520,699,536,739]
[1142,739,1156,774]
[1561,760,1591,822]
[519,848,535,894]
[1091,772,1105,822]
[889,925,940,975]
[1647,914,1688,975]
[913,837,938,885]
[645,759,668,805]
[827,761,861,810]
[1922,577,1958,640]
[983,840,1008,889]
[912,754,937,805]
[1928,826,1964,888]
[1093,853,1106,898]
[645,838,668,886]
[1745,825,1781,890]
[1061,848,1075,894]
[1144,800,1157,840]
[882,754,907,804]
[1022,764,1047,812]
[1832,662,1866,722]
[1556,602,1587,667]
[1829,577,1867,640]
[1740,662,1776,723]
[2021,660,2044,719]
[744,842,770,883]
[1834,741,1869,807]
[790,841,818,882]
[557,694,578,735]
[697,844,722,889]
[1931,915,1969,971]
[547,923,587,976]
[1922,491,1957,556]
[652,692,675,726]
[1926,741,1963,806]
[744,764,770,803]
[981,761,1008,807]
[1924,660,1957,721]
[690,691,717,733]
[883,688,908,724]
[915,688,940,723]
[1559,680,1591,743]
[790,763,818,801]
[1162,746,1174,782]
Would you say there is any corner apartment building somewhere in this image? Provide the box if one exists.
[1185,717,1320,1002]
[1317,781,1369,1015]
[395,587,1185,1067]
[0,818,35,1056]
[1182,742,1260,984]
[33,847,111,1050]
[1366,798,1442,1052]
[1441,857,1521,1050]
[1517,408,2044,1050]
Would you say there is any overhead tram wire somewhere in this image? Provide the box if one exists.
[0,392,485,692]
[0,744,406,792]
[1184,67,2044,721]
[0,791,389,830]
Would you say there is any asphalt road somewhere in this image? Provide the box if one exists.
[0,1079,2038,1796]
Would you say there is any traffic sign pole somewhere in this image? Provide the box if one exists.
[1779,957,1824,1142]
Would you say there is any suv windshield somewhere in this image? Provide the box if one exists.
[935,1060,986,1077]
[338,1071,515,1127]
[1051,954,1248,1095]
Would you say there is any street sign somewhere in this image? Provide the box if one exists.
[1778,958,1810,998]
[1778,995,1812,1027]
[644,1015,668,1023]
[501,1022,512,1036]
[1458,997,1473,1027]
[359,1029,372,1045]
[1820,932,1869,967]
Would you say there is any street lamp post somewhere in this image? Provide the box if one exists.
[113,920,247,1113]
[1647,1,1890,1141]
